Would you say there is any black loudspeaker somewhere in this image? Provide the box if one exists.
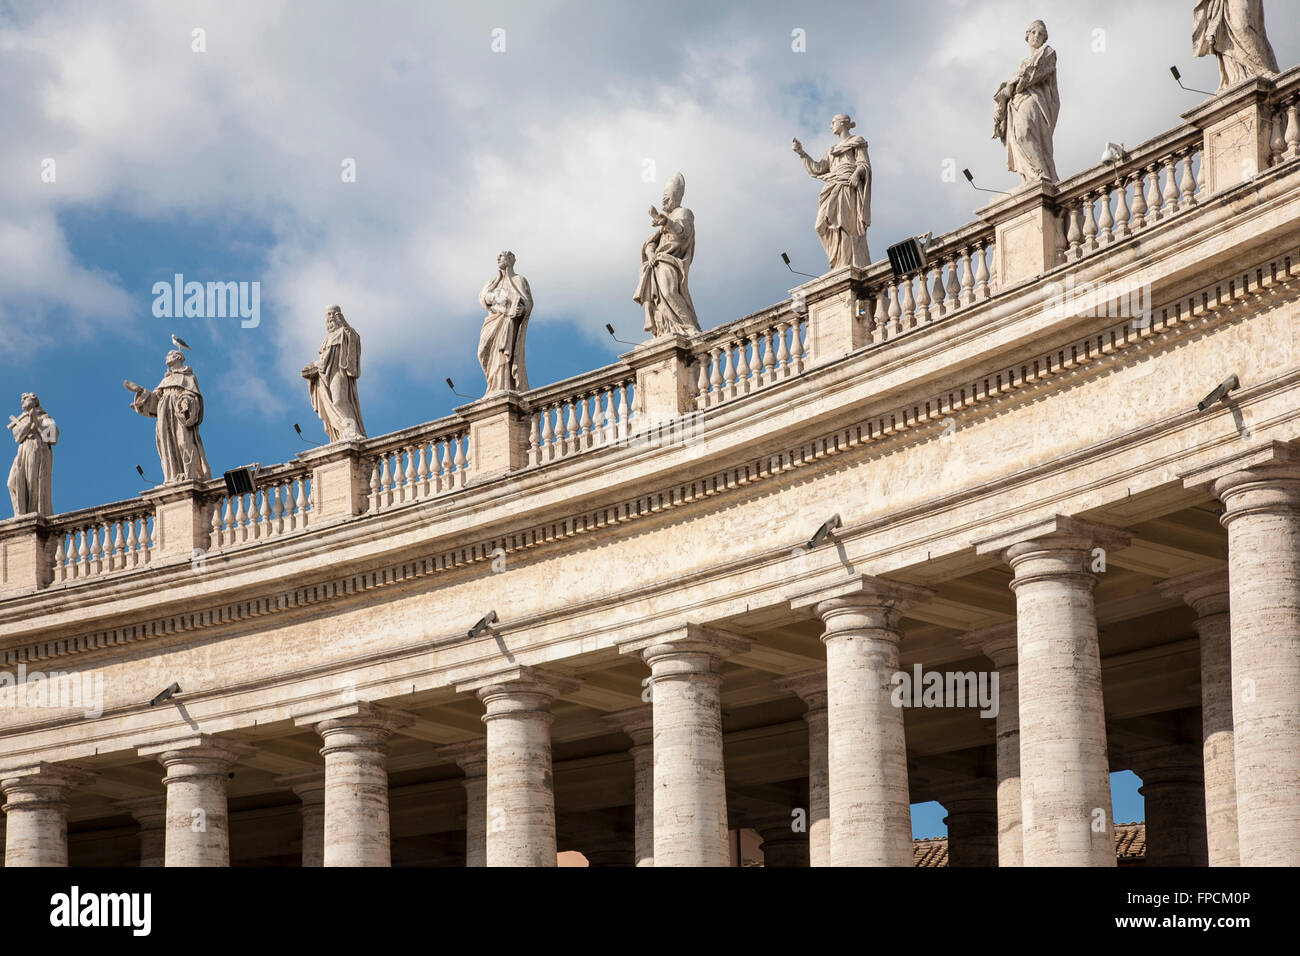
[223,467,256,496]
[887,238,928,279]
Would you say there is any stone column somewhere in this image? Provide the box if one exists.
[1158,568,1238,866]
[138,736,253,867]
[792,576,931,867]
[0,763,95,867]
[456,666,580,867]
[116,796,167,867]
[957,623,1022,866]
[754,814,809,867]
[441,739,488,867]
[1131,744,1209,867]
[275,772,326,867]
[618,625,749,867]
[976,517,1128,867]
[602,707,654,867]
[1211,462,1300,866]
[295,702,413,868]
[936,779,999,867]
[774,670,830,867]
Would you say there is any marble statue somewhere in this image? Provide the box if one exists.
[634,172,701,336]
[302,305,367,442]
[7,392,57,516]
[1194,0,1279,91]
[791,114,872,270]
[995,20,1060,185]
[123,349,211,484]
[478,251,532,393]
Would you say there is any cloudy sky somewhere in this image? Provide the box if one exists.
[3,0,1295,833]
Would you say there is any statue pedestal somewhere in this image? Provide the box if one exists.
[457,392,530,481]
[1183,76,1276,197]
[0,513,53,597]
[140,480,213,563]
[298,440,370,522]
[793,267,871,364]
[621,334,697,430]
[976,181,1064,291]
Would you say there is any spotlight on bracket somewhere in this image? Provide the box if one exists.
[1170,66,1214,97]
[1198,374,1240,412]
[150,682,182,707]
[781,252,820,280]
[468,610,499,639]
[806,514,842,550]
[1101,142,1128,165]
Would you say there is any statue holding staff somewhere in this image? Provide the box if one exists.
[1193,0,1278,91]
[302,305,366,442]
[995,20,1060,186]
[7,392,58,516]
[123,348,211,484]
[791,114,872,270]
[478,251,532,393]
[634,171,701,337]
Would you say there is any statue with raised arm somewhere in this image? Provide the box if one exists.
[1194,0,1279,91]
[791,114,871,270]
[478,251,532,393]
[123,349,211,484]
[302,305,366,442]
[634,172,701,337]
[995,20,1060,185]
[7,392,57,516]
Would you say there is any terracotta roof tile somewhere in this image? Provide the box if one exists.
[912,821,1146,866]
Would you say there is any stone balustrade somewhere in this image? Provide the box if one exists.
[209,463,314,549]
[50,501,155,584]
[693,309,808,410]
[525,367,637,466]
[364,419,470,515]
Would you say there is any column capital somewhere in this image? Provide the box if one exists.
[601,706,653,745]
[1156,566,1230,616]
[439,738,488,776]
[455,665,581,707]
[137,734,255,774]
[1127,742,1204,784]
[615,622,750,665]
[788,573,933,619]
[273,771,327,804]
[954,621,1018,667]
[772,668,827,711]
[0,762,96,799]
[292,700,416,736]
[973,514,1130,563]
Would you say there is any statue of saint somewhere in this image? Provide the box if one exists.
[123,349,211,484]
[791,114,872,270]
[995,20,1060,186]
[7,392,57,516]
[1194,0,1279,91]
[478,251,532,393]
[634,172,701,336]
[302,305,366,442]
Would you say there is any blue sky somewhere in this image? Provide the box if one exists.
[6,0,1290,836]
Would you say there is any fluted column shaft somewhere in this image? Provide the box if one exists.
[1213,466,1300,866]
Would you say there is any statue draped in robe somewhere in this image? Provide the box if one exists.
[124,350,211,484]
[1193,0,1279,91]
[996,20,1060,185]
[7,392,57,516]
[791,114,872,270]
[302,305,366,442]
[478,251,532,393]
[634,172,701,336]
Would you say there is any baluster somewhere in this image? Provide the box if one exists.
[1179,149,1197,205]
[736,336,753,393]
[931,263,946,319]
[1145,163,1164,223]
[617,383,631,441]
[368,460,381,512]
[957,249,975,307]
[1082,192,1099,252]
[761,328,777,384]
[940,259,958,316]
[1129,170,1148,231]
[87,524,102,575]
[790,318,806,373]
[108,521,122,572]
[258,487,272,538]
[416,444,430,497]
[125,517,139,568]
[540,406,556,463]
[1271,109,1288,165]
[297,478,310,527]
[974,243,991,300]
[232,493,246,542]
[599,388,613,444]
[53,535,67,582]
[774,323,791,376]
[528,414,542,464]
[916,269,932,325]
[1163,154,1181,215]
[898,274,915,329]
[707,346,723,402]
[747,332,762,389]
[1285,97,1300,161]
[403,445,417,499]
[141,515,153,560]
[1113,178,1131,239]
[695,355,710,406]
[377,454,392,508]
[560,399,576,455]
[872,286,889,340]
[720,343,736,397]
[272,482,285,535]
[1096,187,1114,245]
[988,246,998,294]
[453,434,467,485]
[578,393,593,448]
[882,280,900,334]
[1065,201,1083,260]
